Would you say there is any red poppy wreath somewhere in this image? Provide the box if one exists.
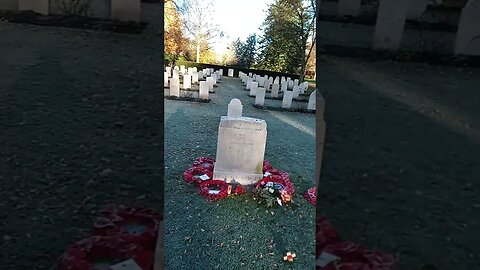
[192,156,215,171]
[198,179,229,200]
[183,166,213,185]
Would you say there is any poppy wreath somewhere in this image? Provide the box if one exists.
[58,236,153,270]
[92,205,162,251]
[198,180,229,200]
[183,166,213,185]
[318,241,396,270]
[316,215,341,256]
[264,168,290,183]
[192,157,215,171]
[262,160,273,173]
[305,187,317,205]
[257,175,295,195]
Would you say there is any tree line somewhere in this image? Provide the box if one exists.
[164,0,316,81]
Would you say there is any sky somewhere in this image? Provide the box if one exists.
[210,0,274,55]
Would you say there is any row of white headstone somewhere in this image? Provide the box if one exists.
[164,66,223,99]
[334,0,480,55]
[238,71,316,110]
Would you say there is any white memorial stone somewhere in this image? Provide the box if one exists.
[271,83,280,98]
[264,80,271,91]
[249,82,259,96]
[246,78,253,90]
[228,68,234,77]
[173,69,179,80]
[183,74,192,90]
[338,0,362,17]
[248,72,253,77]
[282,91,293,108]
[164,72,169,87]
[111,0,140,22]
[212,74,217,86]
[206,77,214,92]
[187,67,193,74]
[192,72,199,84]
[174,66,179,70]
[292,85,300,98]
[255,87,266,106]
[288,80,294,90]
[180,65,185,74]
[19,0,49,15]
[213,106,267,185]
[199,81,209,99]
[269,77,274,84]
[281,82,288,92]
[198,71,204,80]
[169,78,180,97]
[166,66,172,78]
[307,90,317,110]
[455,0,480,56]
[373,0,409,51]
[274,77,280,84]
[407,0,429,20]
[227,98,243,117]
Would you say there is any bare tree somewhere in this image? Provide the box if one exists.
[176,0,223,63]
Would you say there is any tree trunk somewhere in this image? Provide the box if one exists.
[196,42,200,63]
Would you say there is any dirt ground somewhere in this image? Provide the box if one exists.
[317,55,480,270]
[0,3,163,269]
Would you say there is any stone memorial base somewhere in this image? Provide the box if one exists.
[213,116,267,186]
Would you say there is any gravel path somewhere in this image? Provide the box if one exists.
[0,4,163,269]
[317,55,480,270]
[163,76,316,269]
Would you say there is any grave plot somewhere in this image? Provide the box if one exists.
[164,73,316,269]
[163,66,221,103]
[0,0,149,34]
[240,72,316,114]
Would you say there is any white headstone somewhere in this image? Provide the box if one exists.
[271,83,280,98]
[281,82,288,92]
[250,82,259,96]
[308,90,317,110]
[264,80,271,91]
[192,72,199,84]
[255,87,266,106]
[248,72,253,77]
[193,67,197,72]
[199,81,209,99]
[293,79,299,88]
[213,115,267,185]
[187,67,193,74]
[183,74,192,90]
[227,99,243,117]
[206,77,214,92]
[164,72,169,87]
[173,69,179,80]
[212,74,217,86]
[274,77,280,84]
[169,77,180,97]
[174,66,179,70]
[111,0,140,22]
[288,80,294,90]
[198,71,204,80]
[407,0,429,20]
[338,0,362,17]
[180,65,185,74]
[282,91,293,108]
[373,0,409,51]
[455,0,480,56]
[18,0,49,15]
[166,66,172,78]
[269,77,274,84]
[228,68,234,77]
[292,86,300,98]
[246,78,253,90]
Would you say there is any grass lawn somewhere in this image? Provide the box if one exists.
[164,172,315,269]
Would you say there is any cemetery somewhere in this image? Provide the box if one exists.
[0,0,149,33]
[163,65,317,269]
[318,0,480,66]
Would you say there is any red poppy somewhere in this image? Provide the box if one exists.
[192,157,215,171]
[198,180,229,200]
[183,166,213,185]
[92,205,162,251]
[263,160,273,173]
[234,185,246,195]
[305,187,316,205]
[58,236,153,270]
